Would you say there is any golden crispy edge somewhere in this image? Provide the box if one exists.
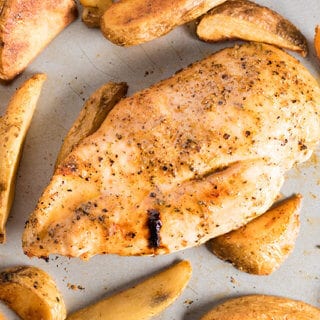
[197,0,308,57]
[315,25,320,60]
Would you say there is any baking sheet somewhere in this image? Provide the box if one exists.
[0,0,320,318]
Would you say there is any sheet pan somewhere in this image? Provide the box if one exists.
[0,0,319,318]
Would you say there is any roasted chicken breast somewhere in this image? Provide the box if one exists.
[23,43,320,259]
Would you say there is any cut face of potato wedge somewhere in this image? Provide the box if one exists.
[0,74,46,243]
[200,295,320,320]
[100,0,227,46]
[197,0,308,57]
[209,194,301,275]
[55,82,128,168]
[0,0,77,80]
[315,25,320,60]
[81,0,112,28]
[67,260,192,320]
[0,266,66,320]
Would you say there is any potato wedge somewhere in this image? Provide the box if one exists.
[200,295,320,319]
[0,266,66,320]
[315,25,320,60]
[55,82,128,168]
[0,74,46,243]
[0,0,77,80]
[100,0,227,46]
[81,0,112,28]
[67,260,192,320]
[197,0,308,57]
[209,194,301,275]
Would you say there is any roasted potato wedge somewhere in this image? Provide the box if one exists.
[0,74,46,243]
[55,82,128,167]
[100,0,227,46]
[315,25,320,60]
[0,0,77,80]
[81,0,112,28]
[200,295,320,319]
[67,260,192,320]
[209,194,301,275]
[197,0,308,57]
[0,266,66,320]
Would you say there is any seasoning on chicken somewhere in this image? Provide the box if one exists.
[23,43,320,260]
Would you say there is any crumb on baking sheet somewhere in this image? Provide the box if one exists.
[67,283,85,291]
[184,299,194,306]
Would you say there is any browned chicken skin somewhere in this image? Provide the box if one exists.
[23,43,320,259]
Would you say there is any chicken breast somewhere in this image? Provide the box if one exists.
[23,43,320,259]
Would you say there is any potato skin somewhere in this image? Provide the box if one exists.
[55,82,128,168]
[100,0,227,46]
[0,74,46,243]
[81,0,112,28]
[209,194,301,275]
[81,7,102,28]
[67,261,192,320]
[0,0,78,80]
[200,295,320,320]
[0,266,66,320]
[197,0,308,57]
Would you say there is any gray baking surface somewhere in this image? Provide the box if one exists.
[0,0,320,319]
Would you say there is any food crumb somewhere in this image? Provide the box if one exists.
[309,192,317,199]
[184,299,194,306]
[67,283,85,291]
[144,70,154,77]
[230,276,238,286]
